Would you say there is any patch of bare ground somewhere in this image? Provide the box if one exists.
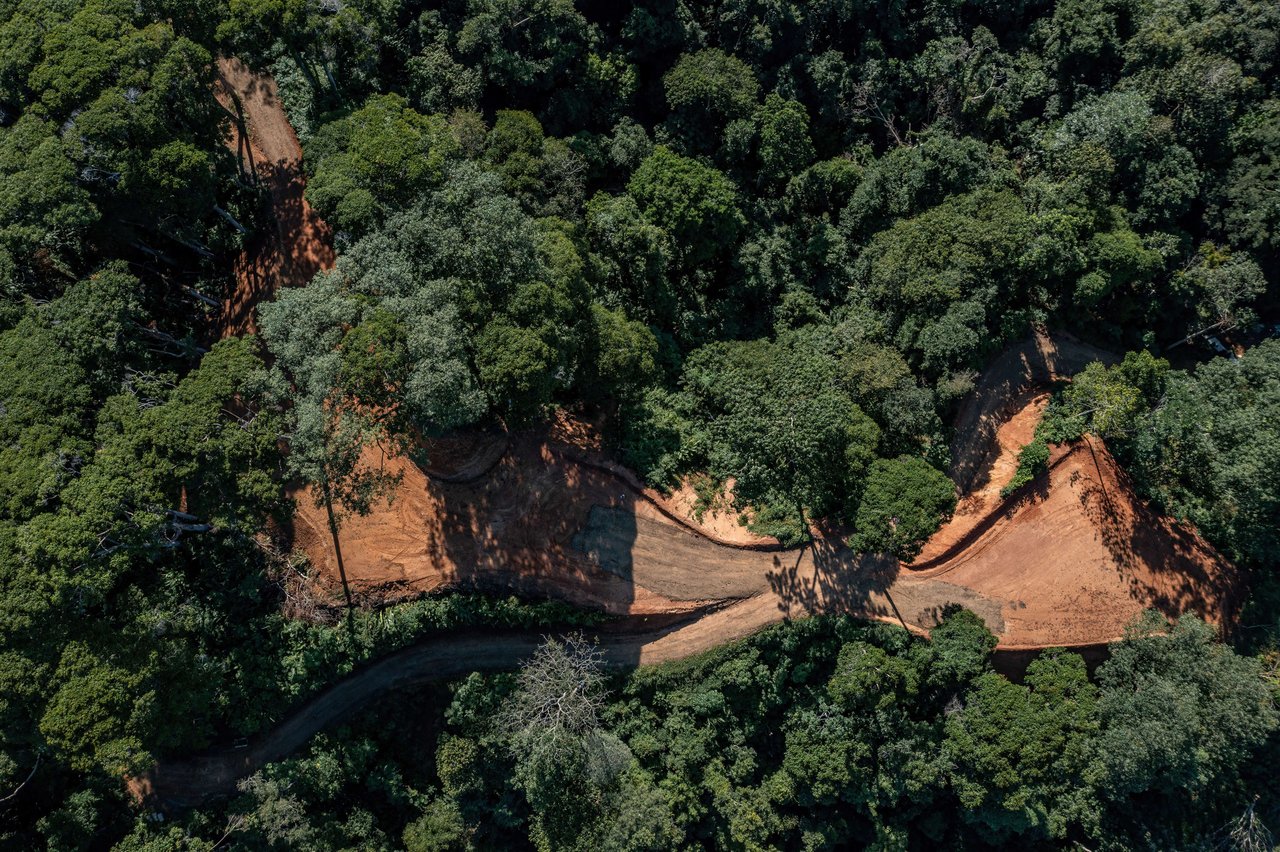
[913,389,1049,564]
[664,476,781,547]
[910,438,1239,646]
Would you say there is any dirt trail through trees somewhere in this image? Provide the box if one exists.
[158,62,1241,809]
[213,57,334,336]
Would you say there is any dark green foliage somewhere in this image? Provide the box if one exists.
[627,145,744,267]
[852,456,957,559]
[663,48,759,148]
[160,611,1278,849]
[945,650,1098,841]
[1126,340,1280,566]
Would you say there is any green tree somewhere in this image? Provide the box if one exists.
[945,650,1100,841]
[455,0,596,96]
[928,606,998,691]
[1094,615,1277,805]
[627,146,744,267]
[755,94,816,184]
[1125,341,1280,566]
[852,456,956,559]
[504,635,631,851]
[1218,100,1280,254]
[305,94,458,235]
[1062,350,1169,438]
[678,331,882,541]
[663,48,759,147]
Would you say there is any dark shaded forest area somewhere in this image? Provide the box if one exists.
[0,0,1278,849]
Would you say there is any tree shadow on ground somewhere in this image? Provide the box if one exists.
[765,531,910,629]
[1075,438,1241,625]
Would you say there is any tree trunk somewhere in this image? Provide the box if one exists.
[291,47,324,94]
[213,205,248,234]
[321,476,356,636]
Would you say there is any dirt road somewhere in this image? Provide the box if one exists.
[292,332,1234,651]
[136,618,771,807]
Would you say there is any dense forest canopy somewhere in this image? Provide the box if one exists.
[0,0,1278,849]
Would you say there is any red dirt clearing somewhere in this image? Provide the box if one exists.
[213,57,334,337]
[911,435,1238,647]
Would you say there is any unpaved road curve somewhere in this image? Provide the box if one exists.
[137,611,796,807]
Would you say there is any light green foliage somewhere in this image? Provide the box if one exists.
[404,797,468,852]
[1063,350,1169,438]
[851,456,957,559]
[911,28,1029,137]
[39,642,147,774]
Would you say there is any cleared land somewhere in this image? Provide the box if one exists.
[291,357,1238,650]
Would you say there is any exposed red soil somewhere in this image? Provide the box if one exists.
[291,330,1240,650]
[912,388,1049,564]
[665,476,781,547]
[213,57,334,337]
[947,329,1118,493]
[911,436,1238,647]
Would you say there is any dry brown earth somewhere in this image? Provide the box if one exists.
[213,57,334,336]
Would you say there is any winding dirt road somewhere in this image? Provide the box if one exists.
[150,61,1240,809]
